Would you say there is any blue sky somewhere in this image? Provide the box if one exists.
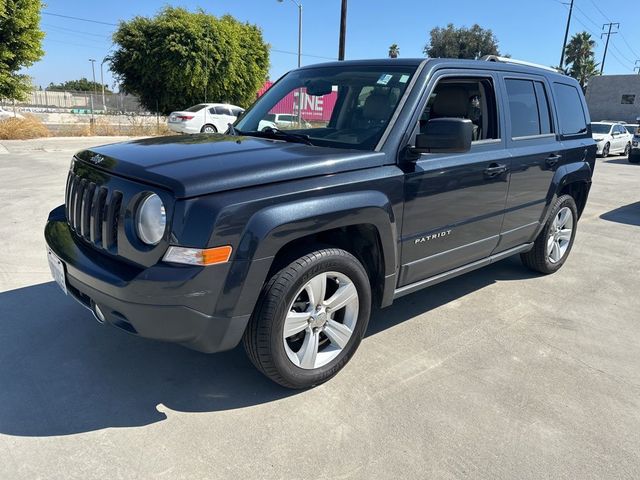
[26,0,640,90]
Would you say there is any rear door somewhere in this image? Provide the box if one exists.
[496,74,559,252]
[399,71,510,286]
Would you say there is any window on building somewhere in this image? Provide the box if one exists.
[621,94,636,105]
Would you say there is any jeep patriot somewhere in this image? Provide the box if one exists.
[45,57,596,388]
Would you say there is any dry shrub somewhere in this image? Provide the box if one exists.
[55,122,91,137]
[0,114,51,140]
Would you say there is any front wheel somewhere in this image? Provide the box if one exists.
[243,248,372,389]
[520,194,578,274]
[601,142,610,158]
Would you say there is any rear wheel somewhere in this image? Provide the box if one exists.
[243,248,371,389]
[520,194,578,274]
[622,143,631,157]
[201,124,217,133]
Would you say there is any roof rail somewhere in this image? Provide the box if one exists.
[480,55,560,73]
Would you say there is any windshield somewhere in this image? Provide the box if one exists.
[625,125,639,135]
[591,123,611,134]
[235,65,417,150]
[185,104,206,112]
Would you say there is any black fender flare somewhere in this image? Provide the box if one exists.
[215,191,399,318]
[536,161,592,235]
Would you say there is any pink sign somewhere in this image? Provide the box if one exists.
[257,82,338,122]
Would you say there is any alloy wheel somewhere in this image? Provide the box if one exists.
[282,271,359,370]
[547,207,573,264]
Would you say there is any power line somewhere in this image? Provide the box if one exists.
[42,23,111,39]
[42,12,117,27]
[587,0,611,22]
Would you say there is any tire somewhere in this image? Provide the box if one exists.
[243,248,372,389]
[201,124,217,133]
[520,194,578,274]
[629,154,640,164]
[622,143,631,157]
[601,142,610,158]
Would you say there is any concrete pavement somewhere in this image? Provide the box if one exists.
[1,137,639,479]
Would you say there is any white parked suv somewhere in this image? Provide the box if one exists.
[168,103,244,134]
[591,122,633,157]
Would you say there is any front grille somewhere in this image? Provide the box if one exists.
[65,171,122,252]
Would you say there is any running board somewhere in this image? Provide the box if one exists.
[393,243,533,300]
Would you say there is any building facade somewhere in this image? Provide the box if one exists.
[585,75,640,124]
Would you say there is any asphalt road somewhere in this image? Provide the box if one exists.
[1,137,639,480]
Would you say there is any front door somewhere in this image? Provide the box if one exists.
[399,73,510,287]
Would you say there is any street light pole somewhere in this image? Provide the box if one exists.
[100,57,109,111]
[89,58,96,124]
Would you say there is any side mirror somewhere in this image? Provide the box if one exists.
[410,118,473,157]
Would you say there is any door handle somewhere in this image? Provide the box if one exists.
[483,163,508,178]
[546,154,562,167]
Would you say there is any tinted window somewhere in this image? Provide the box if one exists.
[591,123,611,134]
[185,104,206,112]
[505,79,540,137]
[553,83,588,136]
[278,114,295,122]
[214,106,231,115]
[534,82,553,135]
[230,107,243,116]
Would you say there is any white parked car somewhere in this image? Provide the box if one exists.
[591,122,633,157]
[168,103,244,134]
[0,106,24,121]
[258,113,311,131]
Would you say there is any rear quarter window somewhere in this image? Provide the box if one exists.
[553,83,588,136]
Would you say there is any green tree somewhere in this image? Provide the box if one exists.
[110,7,270,114]
[424,24,500,59]
[564,31,599,90]
[0,0,45,100]
[388,43,400,59]
[47,78,112,93]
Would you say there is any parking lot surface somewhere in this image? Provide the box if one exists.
[1,137,639,479]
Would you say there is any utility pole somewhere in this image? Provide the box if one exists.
[89,58,96,125]
[635,60,640,74]
[559,0,574,69]
[600,22,620,75]
[338,0,347,60]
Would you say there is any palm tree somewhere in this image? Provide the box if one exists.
[564,31,599,91]
[388,44,400,59]
[570,58,600,91]
[564,32,596,68]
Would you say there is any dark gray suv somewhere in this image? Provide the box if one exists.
[45,57,596,388]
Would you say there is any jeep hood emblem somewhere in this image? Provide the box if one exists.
[89,154,105,165]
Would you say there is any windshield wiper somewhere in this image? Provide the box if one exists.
[243,127,314,146]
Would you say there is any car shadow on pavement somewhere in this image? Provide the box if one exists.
[0,257,537,437]
[600,201,640,227]
[604,158,634,165]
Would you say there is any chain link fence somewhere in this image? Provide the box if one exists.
[1,89,150,115]
[1,90,167,136]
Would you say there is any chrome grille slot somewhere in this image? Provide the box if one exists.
[64,171,122,253]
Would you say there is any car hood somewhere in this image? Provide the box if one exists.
[75,135,385,198]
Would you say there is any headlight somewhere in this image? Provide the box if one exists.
[136,193,166,245]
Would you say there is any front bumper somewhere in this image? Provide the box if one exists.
[44,205,250,353]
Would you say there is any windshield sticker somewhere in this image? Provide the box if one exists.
[377,74,393,85]
[399,74,409,84]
